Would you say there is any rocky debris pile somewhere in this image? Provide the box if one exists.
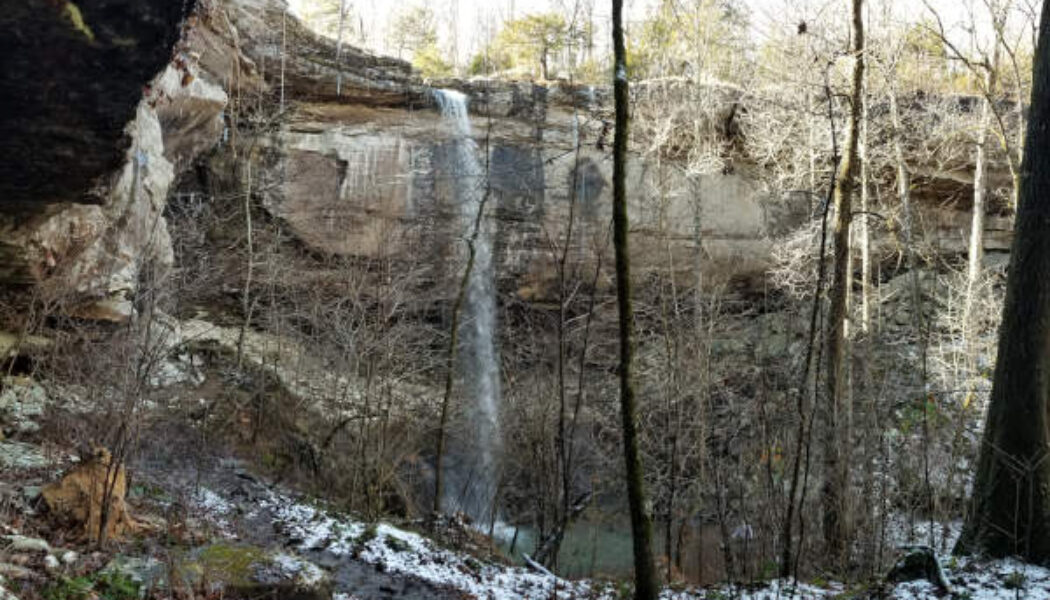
[887,546,953,593]
[0,443,52,472]
[0,378,48,438]
[0,532,81,596]
[0,447,332,600]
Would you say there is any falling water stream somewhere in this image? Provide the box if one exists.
[433,89,502,523]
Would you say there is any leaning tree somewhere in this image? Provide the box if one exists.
[956,0,1050,563]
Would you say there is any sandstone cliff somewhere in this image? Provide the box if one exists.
[0,0,1016,319]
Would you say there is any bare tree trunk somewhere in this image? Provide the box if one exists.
[1015,77,1026,210]
[534,89,594,569]
[966,54,999,337]
[236,151,254,368]
[859,70,871,334]
[335,0,347,97]
[612,0,658,596]
[450,0,460,75]
[780,70,841,580]
[280,7,287,112]
[888,91,919,330]
[823,0,864,565]
[956,0,1050,563]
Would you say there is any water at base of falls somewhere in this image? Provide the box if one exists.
[433,89,502,525]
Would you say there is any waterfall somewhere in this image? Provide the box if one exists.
[433,89,501,523]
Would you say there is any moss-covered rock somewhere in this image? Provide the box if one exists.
[183,544,330,599]
[103,544,329,598]
[193,543,268,586]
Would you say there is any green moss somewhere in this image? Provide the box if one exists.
[94,572,141,600]
[385,536,410,553]
[463,557,483,573]
[1004,571,1027,590]
[42,572,140,600]
[42,576,94,600]
[614,581,635,599]
[194,544,268,586]
[129,483,170,502]
[62,2,95,42]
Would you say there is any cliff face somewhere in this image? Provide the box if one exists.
[241,83,1013,304]
[0,0,1016,319]
[250,97,795,302]
[0,0,192,207]
[0,0,237,319]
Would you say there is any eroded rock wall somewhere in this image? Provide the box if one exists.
[248,90,1011,303]
[0,0,1018,322]
[0,0,246,319]
[248,97,802,302]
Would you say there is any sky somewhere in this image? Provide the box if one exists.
[286,0,1036,67]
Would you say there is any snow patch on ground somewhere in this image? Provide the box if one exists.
[191,487,235,535]
[896,556,1050,600]
[261,553,327,587]
[885,516,963,553]
[263,492,595,599]
[253,491,1050,600]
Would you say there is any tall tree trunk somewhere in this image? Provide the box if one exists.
[432,239,471,517]
[956,1,1050,562]
[859,69,871,334]
[823,0,864,565]
[450,0,460,75]
[780,70,840,581]
[612,0,658,596]
[280,7,287,112]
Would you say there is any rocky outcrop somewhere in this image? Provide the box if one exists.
[0,0,192,207]
[0,377,48,435]
[0,2,238,319]
[247,86,1011,301]
[223,0,422,106]
[0,0,425,319]
[0,0,1018,320]
[238,86,798,300]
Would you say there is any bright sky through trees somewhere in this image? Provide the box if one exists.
[287,0,1007,64]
